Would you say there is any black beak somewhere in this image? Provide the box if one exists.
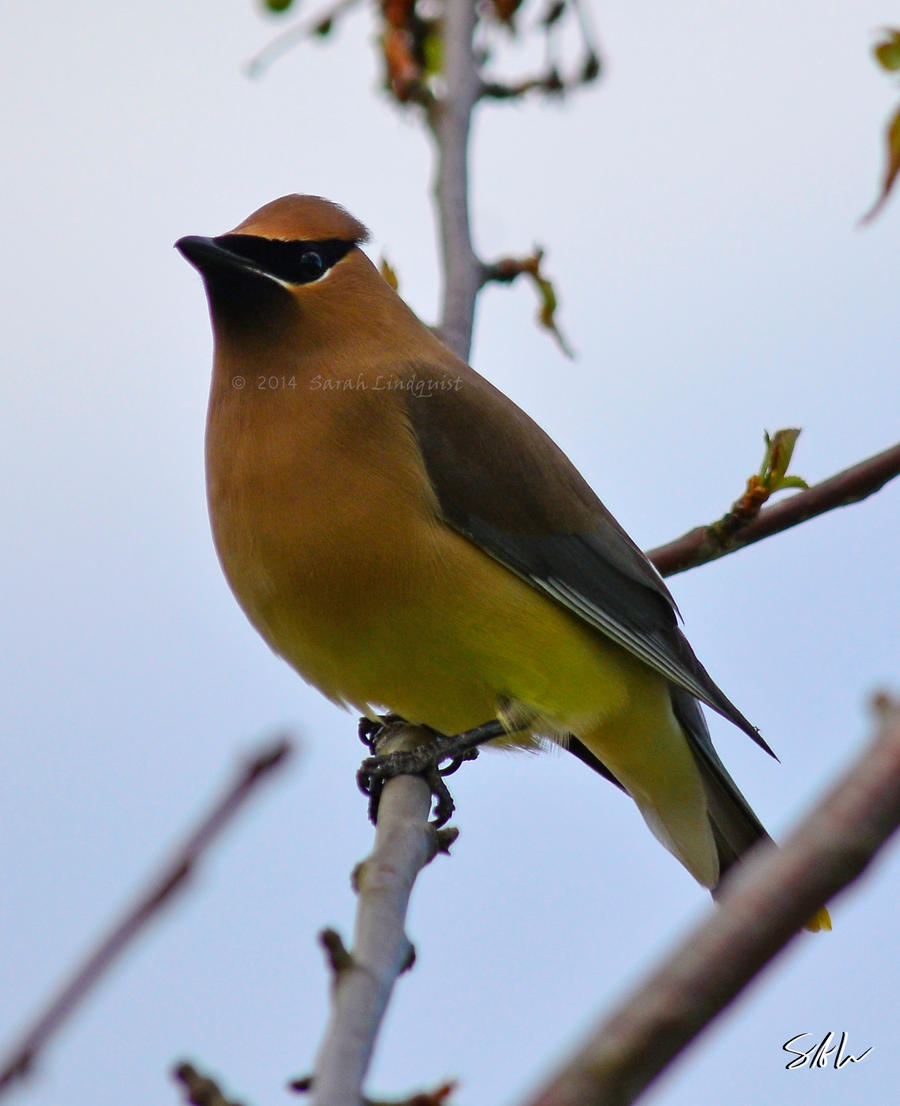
[176,234,293,323]
[175,235,258,277]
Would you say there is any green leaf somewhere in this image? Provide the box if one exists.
[873,29,900,71]
[581,52,601,83]
[379,255,399,291]
[758,428,805,491]
[532,271,574,358]
[861,105,900,224]
[422,30,444,79]
[263,0,294,12]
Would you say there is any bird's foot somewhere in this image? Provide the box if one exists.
[356,716,507,827]
[357,713,409,753]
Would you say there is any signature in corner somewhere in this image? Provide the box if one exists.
[783,1031,873,1070]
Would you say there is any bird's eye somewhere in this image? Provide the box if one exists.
[298,250,325,282]
[209,235,355,285]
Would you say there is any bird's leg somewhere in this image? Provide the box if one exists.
[356,716,506,827]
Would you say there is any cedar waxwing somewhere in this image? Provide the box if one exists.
[176,195,830,930]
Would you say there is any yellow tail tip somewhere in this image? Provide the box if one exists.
[805,906,832,933]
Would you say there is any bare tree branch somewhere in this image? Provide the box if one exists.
[648,441,900,577]
[0,738,294,1098]
[307,726,452,1106]
[429,0,483,360]
[518,693,900,1106]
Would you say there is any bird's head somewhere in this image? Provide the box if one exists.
[176,195,393,343]
[177,193,454,391]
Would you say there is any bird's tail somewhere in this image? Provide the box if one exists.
[671,689,831,933]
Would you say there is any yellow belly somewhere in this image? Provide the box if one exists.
[249,512,636,736]
[237,515,717,887]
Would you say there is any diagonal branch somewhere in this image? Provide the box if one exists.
[648,441,900,577]
[518,693,900,1106]
[0,738,294,1098]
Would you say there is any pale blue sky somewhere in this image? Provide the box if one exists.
[1,3,898,1106]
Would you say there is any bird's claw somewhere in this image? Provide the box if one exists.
[356,715,507,826]
[358,713,404,753]
[356,739,479,827]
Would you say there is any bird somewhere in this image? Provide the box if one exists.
[176,194,830,930]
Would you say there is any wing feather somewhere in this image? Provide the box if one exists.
[402,363,773,756]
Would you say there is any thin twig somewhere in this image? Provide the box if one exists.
[647,441,900,577]
[292,1075,457,1106]
[519,692,900,1106]
[245,0,362,79]
[308,726,444,1106]
[570,0,597,48]
[173,1061,246,1106]
[0,738,294,1097]
[479,0,600,101]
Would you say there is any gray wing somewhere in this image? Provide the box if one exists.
[402,363,773,757]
